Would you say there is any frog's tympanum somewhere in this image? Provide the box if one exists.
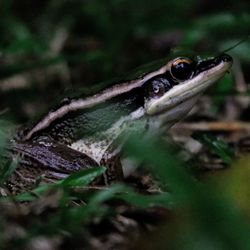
[9,54,233,192]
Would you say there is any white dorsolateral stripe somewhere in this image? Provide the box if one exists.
[24,65,168,140]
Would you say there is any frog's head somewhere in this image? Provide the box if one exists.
[143,53,233,128]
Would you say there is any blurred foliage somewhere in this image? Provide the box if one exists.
[193,133,235,165]
[124,135,250,250]
[1,132,250,249]
[0,119,16,184]
[217,156,250,217]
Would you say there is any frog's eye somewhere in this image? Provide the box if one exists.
[170,57,194,81]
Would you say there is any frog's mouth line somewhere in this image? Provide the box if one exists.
[146,56,233,116]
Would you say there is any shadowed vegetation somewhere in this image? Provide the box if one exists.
[0,0,250,249]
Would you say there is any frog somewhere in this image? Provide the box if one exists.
[8,53,233,192]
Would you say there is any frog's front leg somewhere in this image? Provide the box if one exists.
[100,146,124,185]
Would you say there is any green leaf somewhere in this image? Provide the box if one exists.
[0,119,15,184]
[59,167,105,187]
[14,183,56,202]
[0,158,18,186]
[14,167,105,202]
[0,119,13,149]
[64,185,129,223]
[193,133,235,165]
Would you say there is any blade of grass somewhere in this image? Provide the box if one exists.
[14,167,106,202]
